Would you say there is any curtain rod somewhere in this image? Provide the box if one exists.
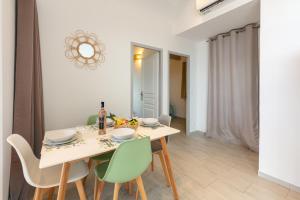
[207,23,260,42]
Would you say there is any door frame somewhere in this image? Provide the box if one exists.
[130,42,163,118]
[168,51,190,135]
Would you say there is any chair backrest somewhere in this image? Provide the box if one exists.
[102,137,152,183]
[159,115,172,127]
[7,134,40,187]
[87,114,98,125]
[159,115,172,142]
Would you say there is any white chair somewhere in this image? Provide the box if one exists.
[158,115,172,127]
[7,134,89,200]
[135,115,172,198]
[150,115,172,185]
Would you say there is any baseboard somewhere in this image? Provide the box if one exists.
[189,130,206,135]
[258,171,300,193]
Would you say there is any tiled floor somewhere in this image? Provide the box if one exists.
[60,118,300,200]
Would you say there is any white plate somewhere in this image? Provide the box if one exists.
[111,136,135,143]
[141,122,160,127]
[43,136,77,146]
[111,128,135,140]
[142,118,158,125]
[46,129,76,143]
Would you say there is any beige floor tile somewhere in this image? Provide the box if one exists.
[208,180,256,200]
[246,183,287,200]
[287,190,300,200]
[254,177,290,198]
[203,159,233,177]
[218,168,254,192]
[203,187,226,200]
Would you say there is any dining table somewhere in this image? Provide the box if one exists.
[40,124,180,200]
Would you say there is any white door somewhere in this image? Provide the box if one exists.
[141,53,159,118]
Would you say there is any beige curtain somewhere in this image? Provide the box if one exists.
[9,0,45,199]
[207,24,259,152]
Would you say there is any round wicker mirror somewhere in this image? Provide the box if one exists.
[65,30,105,69]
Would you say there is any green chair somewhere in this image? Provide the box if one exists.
[86,114,115,194]
[87,114,98,125]
[87,115,115,164]
[94,137,152,200]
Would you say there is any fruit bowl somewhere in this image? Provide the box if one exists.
[110,113,139,130]
[114,123,138,130]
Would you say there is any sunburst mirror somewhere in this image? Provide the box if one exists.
[65,30,105,69]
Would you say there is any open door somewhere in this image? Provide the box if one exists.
[169,53,189,134]
[141,52,159,118]
[132,45,160,118]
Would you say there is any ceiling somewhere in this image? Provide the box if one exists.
[178,0,260,41]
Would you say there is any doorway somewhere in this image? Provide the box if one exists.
[168,52,189,135]
[131,43,162,118]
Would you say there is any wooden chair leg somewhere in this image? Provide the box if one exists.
[93,160,104,199]
[125,182,129,192]
[57,162,71,200]
[75,179,87,200]
[94,177,99,200]
[136,176,147,200]
[88,158,93,169]
[135,188,139,200]
[113,183,121,200]
[158,151,171,187]
[47,187,55,200]
[95,181,105,200]
[83,159,93,185]
[33,188,43,200]
[129,180,134,195]
[151,154,154,172]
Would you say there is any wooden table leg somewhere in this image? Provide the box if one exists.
[57,162,71,200]
[83,159,93,186]
[160,137,179,200]
[158,151,171,187]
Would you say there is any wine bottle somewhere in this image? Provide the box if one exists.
[98,101,107,135]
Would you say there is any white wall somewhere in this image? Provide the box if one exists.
[259,0,300,189]
[170,58,186,118]
[0,1,3,196]
[0,0,15,199]
[37,0,199,133]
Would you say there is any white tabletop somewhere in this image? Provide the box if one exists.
[39,125,180,169]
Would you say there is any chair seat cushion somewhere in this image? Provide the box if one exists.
[36,160,89,188]
[94,162,110,180]
[92,151,114,161]
[151,140,163,153]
